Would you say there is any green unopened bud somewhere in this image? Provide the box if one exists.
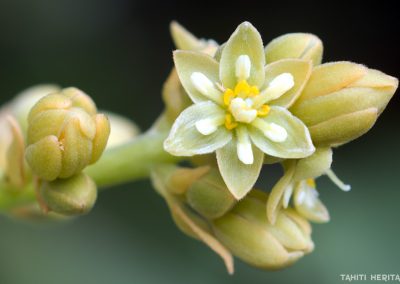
[308,108,378,147]
[265,33,323,66]
[187,168,236,219]
[39,173,97,216]
[291,62,398,146]
[212,190,313,270]
[293,179,329,223]
[25,88,110,181]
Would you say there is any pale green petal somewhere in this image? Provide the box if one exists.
[216,139,264,200]
[249,107,315,159]
[214,42,226,62]
[170,21,204,51]
[164,101,231,156]
[220,22,265,89]
[267,161,296,224]
[308,108,378,147]
[265,33,323,66]
[173,50,221,103]
[264,59,312,108]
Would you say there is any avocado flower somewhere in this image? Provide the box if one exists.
[164,22,315,199]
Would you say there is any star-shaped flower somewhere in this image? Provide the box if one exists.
[164,22,315,199]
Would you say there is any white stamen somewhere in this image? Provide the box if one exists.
[236,127,254,165]
[296,189,306,205]
[235,55,251,80]
[229,98,257,123]
[195,117,224,135]
[252,119,288,142]
[264,123,287,142]
[253,73,294,108]
[190,72,222,104]
[325,169,351,191]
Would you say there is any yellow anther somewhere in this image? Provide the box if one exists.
[306,178,316,188]
[249,86,260,96]
[223,89,235,106]
[224,113,238,130]
[234,80,251,98]
[257,104,270,117]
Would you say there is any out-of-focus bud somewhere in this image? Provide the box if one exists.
[9,204,71,222]
[9,84,61,133]
[293,179,329,223]
[186,168,236,219]
[212,190,313,270]
[25,88,110,181]
[104,111,139,148]
[265,33,323,66]
[39,172,97,216]
[291,62,398,147]
[0,113,27,187]
[170,21,218,56]
[162,69,193,122]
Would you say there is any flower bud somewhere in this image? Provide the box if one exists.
[186,168,236,219]
[25,88,110,181]
[39,173,97,216]
[265,33,323,66]
[212,190,313,270]
[0,113,27,188]
[9,84,61,133]
[291,62,398,146]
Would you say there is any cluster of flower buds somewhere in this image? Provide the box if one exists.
[158,21,398,272]
[152,165,314,273]
[0,86,116,217]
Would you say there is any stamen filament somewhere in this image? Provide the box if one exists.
[325,169,351,191]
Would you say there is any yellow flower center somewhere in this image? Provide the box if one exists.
[223,80,270,130]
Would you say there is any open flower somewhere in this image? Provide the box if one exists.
[164,22,315,199]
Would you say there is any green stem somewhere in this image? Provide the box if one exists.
[0,130,180,212]
[85,131,180,187]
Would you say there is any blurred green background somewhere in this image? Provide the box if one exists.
[0,1,399,283]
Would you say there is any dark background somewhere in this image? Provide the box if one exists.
[0,1,399,283]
